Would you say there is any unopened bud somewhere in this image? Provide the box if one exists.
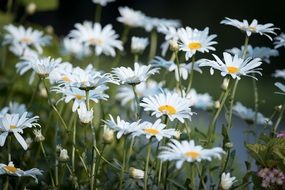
[214,101,221,109]
[103,126,114,144]
[45,25,54,35]
[33,129,45,142]
[221,78,230,91]
[225,142,233,149]
[59,148,69,162]
[26,3,36,15]
[169,39,179,52]
[275,104,283,112]
[174,130,181,139]
[129,167,144,179]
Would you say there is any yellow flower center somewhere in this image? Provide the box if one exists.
[188,42,202,50]
[75,94,85,100]
[20,37,33,44]
[143,128,160,135]
[227,66,239,74]
[158,105,176,115]
[10,125,16,129]
[185,151,200,159]
[248,26,256,31]
[88,37,103,45]
[4,166,17,173]
[62,75,71,82]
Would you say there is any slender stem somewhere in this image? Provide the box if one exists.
[55,158,59,187]
[174,51,183,95]
[134,54,139,63]
[144,139,152,190]
[196,164,206,189]
[94,144,106,188]
[242,36,249,58]
[148,29,158,61]
[40,142,56,188]
[190,163,196,190]
[132,84,140,119]
[226,79,239,130]
[72,116,77,174]
[252,77,258,127]
[95,4,102,23]
[7,135,11,162]
[76,149,90,176]
[29,78,40,107]
[187,56,195,93]
[94,145,122,171]
[119,138,127,190]
[158,161,163,184]
[126,137,135,168]
[273,103,285,134]
[6,0,13,14]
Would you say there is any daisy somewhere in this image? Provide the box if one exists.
[112,62,159,85]
[69,22,123,57]
[275,82,285,95]
[158,139,225,169]
[177,27,217,60]
[158,26,179,56]
[77,104,94,124]
[49,62,74,84]
[91,0,115,6]
[133,119,176,141]
[104,115,141,139]
[54,86,109,112]
[62,37,90,58]
[272,69,285,79]
[0,112,40,150]
[227,45,279,64]
[143,17,181,32]
[220,18,278,40]
[221,172,237,190]
[131,36,149,54]
[233,102,272,125]
[3,24,51,54]
[185,89,213,110]
[200,52,262,80]
[140,91,194,123]
[117,7,146,28]
[274,33,285,49]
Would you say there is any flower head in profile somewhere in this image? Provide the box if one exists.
[131,36,149,54]
[274,33,285,49]
[221,172,237,190]
[69,22,123,57]
[159,139,225,169]
[104,115,141,139]
[185,89,213,110]
[92,0,115,6]
[117,7,146,27]
[0,112,40,150]
[132,119,176,141]
[233,102,272,125]
[62,37,90,58]
[221,18,278,40]
[275,82,285,95]
[77,104,94,124]
[140,91,194,123]
[158,26,179,56]
[200,52,262,80]
[142,17,181,32]
[3,24,51,55]
[112,62,159,85]
[129,167,144,179]
[0,162,43,183]
[178,27,217,60]
[272,69,285,80]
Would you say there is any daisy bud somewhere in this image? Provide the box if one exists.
[45,25,54,35]
[129,167,144,179]
[39,84,48,98]
[169,39,179,52]
[221,172,237,190]
[103,126,114,144]
[225,142,233,149]
[214,101,221,109]
[25,137,33,149]
[77,105,94,124]
[59,148,69,162]
[174,130,181,139]
[221,78,230,91]
[33,129,45,142]
[26,3,36,15]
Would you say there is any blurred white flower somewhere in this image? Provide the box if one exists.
[0,112,40,150]
[77,104,94,124]
[129,167,144,179]
[274,33,285,49]
[272,69,285,79]
[159,139,225,169]
[59,148,69,162]
[69,22,123,57]
[62,37,90,58]
[200,52,262,80]
[275,82,285,95]
[221,172,237,190]
[131,36,149,54]
[221,17,278,40]
[33,129,45,142]
[140,91,194,123]
[112,62,159,85]
[117,7,146,27]
[143,16,181,32]
[0,162,43,183]
[185,89,213,110]
[92,0,115,6]
[103,126,115,144]
[178,27,217,60]
[3,24,50,54]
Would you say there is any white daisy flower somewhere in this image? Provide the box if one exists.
[185,89,213,110]
[8,44,39,58]
[272,69,285,79]
[117,7,146,27]
[227,45,279,64]
[49,62,74,84]
[116,80,163,106]
[178,27,217,60]
[0,112,40,150]
[3,24,51,54]
[220,17,278,40]
[159,139,225,169]
[77,104,94,124]
[275,82,285,95]
[221,172,237,190]
[0,161,43,183]
[92,0,115,6]
[143,17,181,32]
[7,102,30,116]
[131,36,149,54]
[158,25,179,56]
[140,91,194,123]
[104,115,141,139]
[129,167,144,179]
[112,62,159,85]
[69,21,123,57]
[133,119,176,141]
[62,37,90,58]
[274,33,285,49]
[200,52,262,80]
[233,102,272,125]
[54,85,108,112]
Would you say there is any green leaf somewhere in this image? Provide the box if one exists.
[21,0,59,11]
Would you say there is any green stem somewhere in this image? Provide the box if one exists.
[6,0,13,14]
[144,139,152,190]
[252,77,258,128]
[95,4,102,23]
[148,29,158,61]
[196,164,206,190]
[190,163,196,190]
[242,36,249,58]
[273,103,285,134]
[119,138,127,190]
[132,84,140,119]
[134,53,139,63]
[94,144,106,188]
[126,137,135,168]
[226,79,239,130]
[40,142,56,188]
[174,51,183,95]
[187,56,195,93]
[72,116,77,174]
[7,135,11,162]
